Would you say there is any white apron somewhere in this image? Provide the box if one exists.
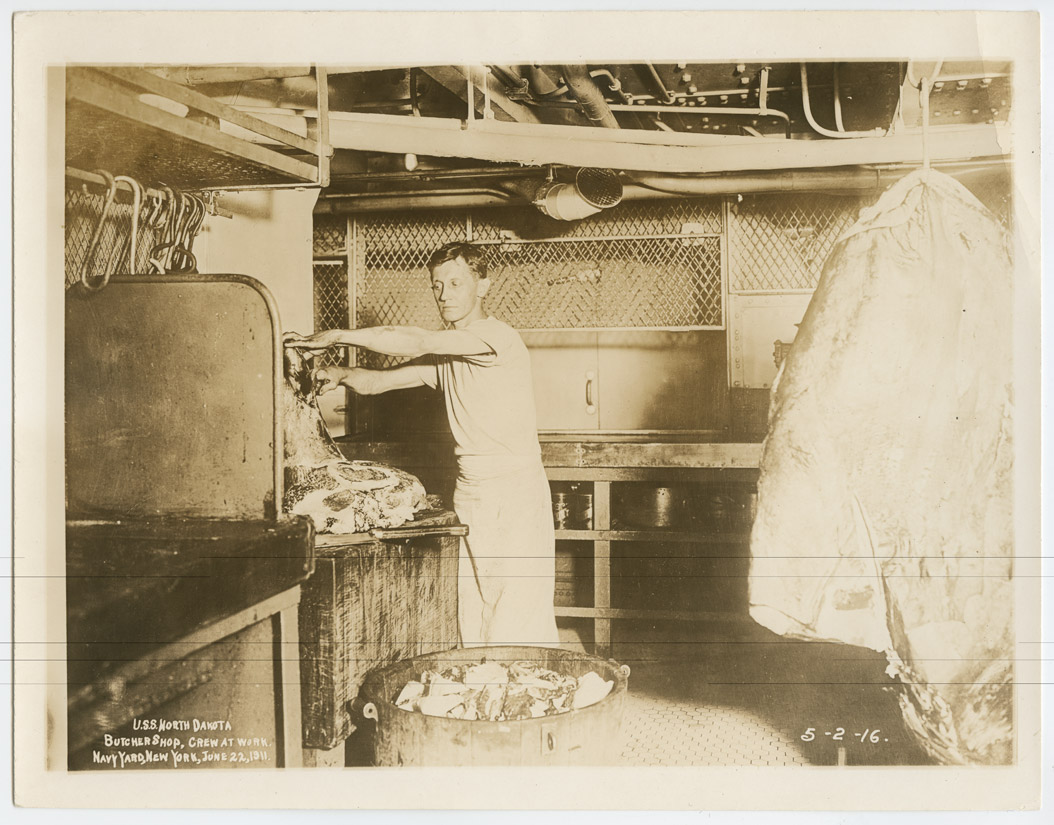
[453,454,560,648]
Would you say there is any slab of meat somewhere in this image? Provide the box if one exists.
[282,348,427,534]
[748,169,1014,765]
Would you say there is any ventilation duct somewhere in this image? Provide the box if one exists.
[530,167,624,220]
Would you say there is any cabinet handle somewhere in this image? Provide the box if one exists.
[585,371,596,415]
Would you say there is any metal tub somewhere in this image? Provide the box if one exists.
[357,645,630,766]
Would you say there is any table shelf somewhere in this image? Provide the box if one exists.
[547,465,758,654]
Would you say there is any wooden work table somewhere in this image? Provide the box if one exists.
[297,509,462,764]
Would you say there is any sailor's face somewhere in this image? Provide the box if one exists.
[430,258,488,327]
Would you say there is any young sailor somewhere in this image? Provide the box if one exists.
[285,242,560,648]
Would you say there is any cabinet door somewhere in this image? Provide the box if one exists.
[596,330,730,431]
[522,331,600,431]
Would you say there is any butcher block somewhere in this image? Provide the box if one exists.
[297,509,461,753]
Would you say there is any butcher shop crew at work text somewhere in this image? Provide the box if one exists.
[285,242,561,649]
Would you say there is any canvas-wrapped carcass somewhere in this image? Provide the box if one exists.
[749,169,1014,765]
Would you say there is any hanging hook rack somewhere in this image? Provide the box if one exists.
[70,168,213,281]
[147,186,203,274]
[66,167,233,219]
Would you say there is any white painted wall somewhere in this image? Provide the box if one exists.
[198,188,319,335]
[195,187,348,436]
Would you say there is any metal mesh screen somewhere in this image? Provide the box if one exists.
[353,211,473,368]
[727,193,864,292]
[65,187,162,288]
[348,201,724,367]
[312,261,350,367]
[313,214,347,257]
[483,236,722,328]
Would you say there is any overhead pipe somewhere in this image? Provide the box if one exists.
[604,102,792,136]
[622,161,1006,199]
[589,69,631,104]
[314,187,517,214]
[510,66,630,105]
[511,97,793,136]
[516,66,791,137]
[642,63,676,104]
[316,160,1007,214]
[521,64,563,98]
[319,167,624,218]
[506,64,593,128]
[800,63,886,138]
[488,64,527,91]
[833,64,846,132]
[560,64,620,129]
[331,162,882,190]
[334,164,553,184]
[318,169,879,214]
[626,168,884,196]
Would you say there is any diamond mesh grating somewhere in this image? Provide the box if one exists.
[347,202,724,366]
[313,214,347,257]
[352,212,467,368]
[312,261,350,367]
[65,187,163,288]
[727,194,864,292]
[484,236,722,328]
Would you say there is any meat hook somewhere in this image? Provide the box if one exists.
[113,176,143,273]
[80,170,118,291]
[148,186,179,273]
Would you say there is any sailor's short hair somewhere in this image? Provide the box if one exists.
[426,241,488,280]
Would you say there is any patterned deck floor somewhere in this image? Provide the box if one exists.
[587,621,934,768]
[617,690,809,766]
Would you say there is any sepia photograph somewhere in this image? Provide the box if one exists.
[9,8,1046,814]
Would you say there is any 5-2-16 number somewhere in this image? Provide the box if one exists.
[800,728,882,743]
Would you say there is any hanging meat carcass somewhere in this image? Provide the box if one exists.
[282,347,427,533]
[748,168,1015,765]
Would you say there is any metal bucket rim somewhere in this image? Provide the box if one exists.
[359,645,629,726]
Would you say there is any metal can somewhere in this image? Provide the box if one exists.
[570,492,594,530]
[552,493,571,530]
